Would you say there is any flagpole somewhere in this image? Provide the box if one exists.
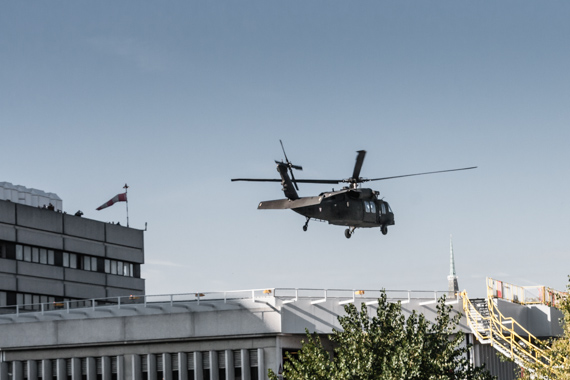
[124,183,129,227]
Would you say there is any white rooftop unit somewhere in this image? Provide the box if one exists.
[0,182,62,210]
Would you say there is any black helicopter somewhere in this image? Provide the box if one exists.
[232,141,476,238]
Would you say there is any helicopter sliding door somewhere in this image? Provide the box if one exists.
[363,200,377,223]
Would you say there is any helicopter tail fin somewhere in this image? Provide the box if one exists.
[276,163,299,200]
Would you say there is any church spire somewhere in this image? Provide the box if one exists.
[447,234,459,298]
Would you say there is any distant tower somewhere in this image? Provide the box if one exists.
[448,235,459,299]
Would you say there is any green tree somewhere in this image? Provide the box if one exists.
[517,280,570,380]
[269,292,495,380]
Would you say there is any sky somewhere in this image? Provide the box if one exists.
[1,1,569,299]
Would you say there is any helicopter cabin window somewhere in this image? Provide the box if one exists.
[364,201,376,214]
[380,203,386,215]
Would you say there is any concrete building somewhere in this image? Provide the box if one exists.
[0,287,561,380]
[0,195,145,310]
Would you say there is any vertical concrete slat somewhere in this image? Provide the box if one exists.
[27,360,38,380]
[208,352,217,380]
[41,360,52,380]
[12,361,23,380]
[101,357,111,380]
[0,362,8,380]
[256,349,264,380]
[86,358,96,380]
[193,353,202,380]
[147,355,156,380]
[224,351,234,380]
[56,359,66,380]
[240,351,250,380]
[116,356,124,380]
[131,355,141,380]
[162,354,171,380]
[177,353,187,380]
[71,358,81,380]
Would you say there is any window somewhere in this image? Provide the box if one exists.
[48,250,54,265]
[24,246,31,262]
[91,257,97,272]
[63,252,69,267]
[84,256,91,271]
[40,249,47,264]
[250,349,259,380]
[32,247,39,262]
[364,201,376,214]
[16,245,23,260]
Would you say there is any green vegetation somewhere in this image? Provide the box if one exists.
[517,280,570,380]
[269,292,495,380]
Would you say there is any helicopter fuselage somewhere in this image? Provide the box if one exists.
[289,189,394,229]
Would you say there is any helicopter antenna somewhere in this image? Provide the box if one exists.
[278,140,303,190]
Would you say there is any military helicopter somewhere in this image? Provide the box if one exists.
[232,141,476,239]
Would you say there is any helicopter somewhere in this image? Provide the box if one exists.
[232,141,476,239]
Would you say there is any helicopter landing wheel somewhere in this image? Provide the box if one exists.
[381,225,388,235]
[345,229,352,239]
[303,217,310,232]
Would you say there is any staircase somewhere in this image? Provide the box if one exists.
[468,298,491,341]
[462,290,554,370]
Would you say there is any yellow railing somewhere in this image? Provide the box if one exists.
[462,291,553,369]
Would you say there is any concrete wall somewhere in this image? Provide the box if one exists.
[0,304,280,350]
[0,199,145,301]
[495,299,564,338]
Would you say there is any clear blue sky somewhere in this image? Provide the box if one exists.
[2,1,569,298]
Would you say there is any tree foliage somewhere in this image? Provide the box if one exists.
[269,292,495,380]
[518,279,570,380]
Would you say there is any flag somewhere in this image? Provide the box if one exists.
[96,193,127,211]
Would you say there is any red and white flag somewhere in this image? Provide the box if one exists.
[96,193,127,211]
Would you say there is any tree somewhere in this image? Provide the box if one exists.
[517,280,570,380]
[269,292,495,380]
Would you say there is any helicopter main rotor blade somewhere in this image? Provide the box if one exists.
[231,178,283,182]
[231,178,343,184]
[351,150,366,181]
[364,166,477,182]
[279,139,289,163]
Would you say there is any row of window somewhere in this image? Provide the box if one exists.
[4,356,119,380]
[141,350,260,380]
[2,350,262,380]
[0,290,91,310]
[0,241,138,278]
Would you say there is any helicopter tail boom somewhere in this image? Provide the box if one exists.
[258,195,323,210]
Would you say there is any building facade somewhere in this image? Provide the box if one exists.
[0,288,544,380]
[0,199,145,310]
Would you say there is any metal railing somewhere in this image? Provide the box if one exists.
[462,277,567,371]
[487,278,567,307]
[0,288,448,317]
[462,292,552,368]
